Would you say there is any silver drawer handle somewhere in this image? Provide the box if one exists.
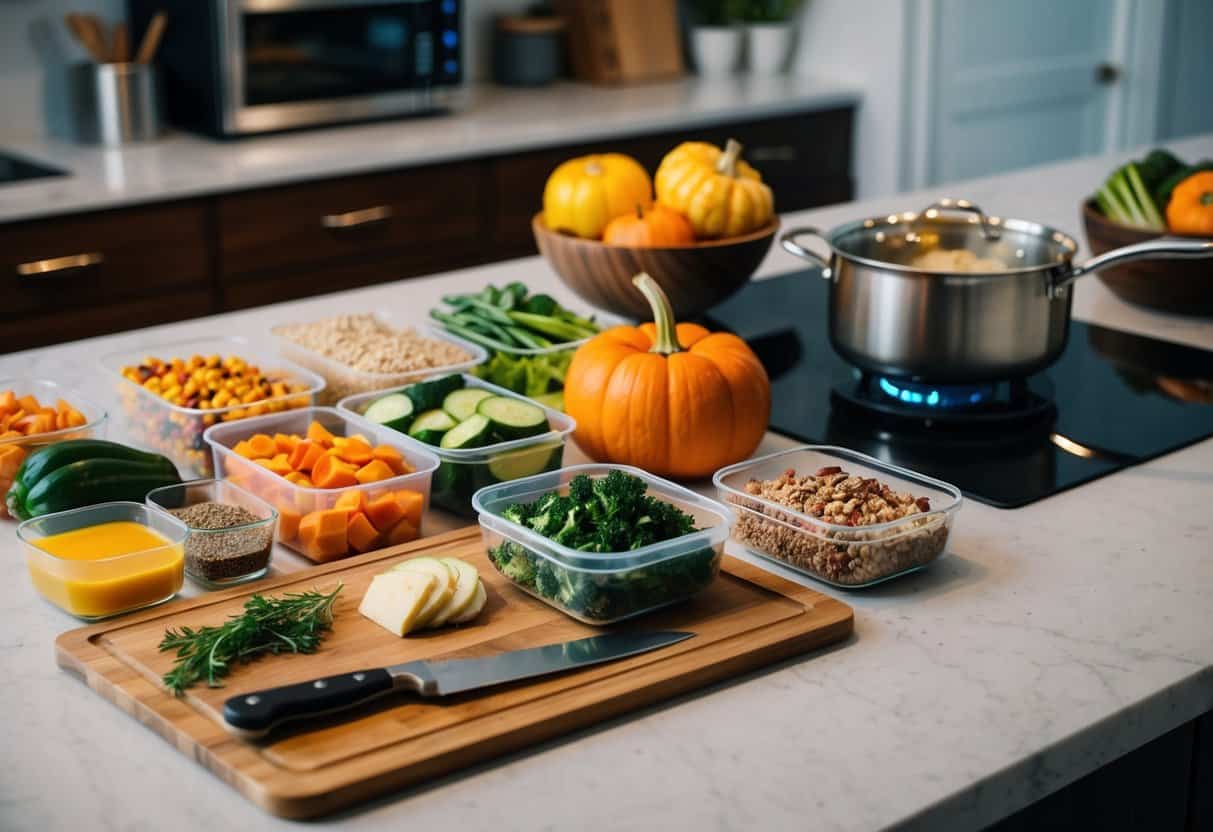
[16,252,105,277]
[321,205,393,229]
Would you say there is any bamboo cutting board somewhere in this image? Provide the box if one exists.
[56,527,852,819]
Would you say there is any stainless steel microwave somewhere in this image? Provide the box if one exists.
[129,0,462,137]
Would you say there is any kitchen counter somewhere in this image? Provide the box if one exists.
[0,76,859,225]
[2,135,1212,832]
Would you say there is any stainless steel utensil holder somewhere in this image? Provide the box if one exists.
[70,62,161,146]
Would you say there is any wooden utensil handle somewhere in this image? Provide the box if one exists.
[135,11,168,64]
[222,668,395,738]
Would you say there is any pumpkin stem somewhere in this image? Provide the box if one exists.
[635,203,645,220]
[717,139,743,178]
[632,273,682,355]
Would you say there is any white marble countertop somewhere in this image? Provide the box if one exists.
[0,76,860,225]
[2,135,1212,832]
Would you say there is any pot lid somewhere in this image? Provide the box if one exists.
[829,200,1078,274]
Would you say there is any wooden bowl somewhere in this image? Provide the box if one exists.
[533,213,778,320]
[1081,200,1213,315]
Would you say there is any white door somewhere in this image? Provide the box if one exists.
[924,0,1118,185]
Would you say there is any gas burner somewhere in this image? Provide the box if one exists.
[831,368,1057,427]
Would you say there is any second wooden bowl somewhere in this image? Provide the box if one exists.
[533,213,778,321]
[1082,199,1213,315]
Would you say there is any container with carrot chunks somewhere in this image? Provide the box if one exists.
[203,408,438,562]
[0,380,107,519]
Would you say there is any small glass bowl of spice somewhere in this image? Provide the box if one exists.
[146,479,277,587]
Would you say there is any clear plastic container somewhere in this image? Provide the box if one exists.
[0,378,107,519]
[17,501,187,621]
[204,407,439,562]
[339,375,575,517]
[272,316,488,405]
[99,337,325,479]
[146,478,278,587]
[713,446,963,588]
[473,464,733,625]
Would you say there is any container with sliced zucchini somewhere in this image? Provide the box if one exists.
[339,375,575,516]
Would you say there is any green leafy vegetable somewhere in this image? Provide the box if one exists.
[158,585,342,695]
[1097,161,1166,231]
[430,282,599,352]
[473,350,572,398]
[488,471,717,622]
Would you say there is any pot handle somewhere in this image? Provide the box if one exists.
[918,198,1000,241]
[1051,238,1213,297]
[780,227,833,279]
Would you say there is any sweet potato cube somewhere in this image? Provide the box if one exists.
[385,517,420,546]
[289,440,325,473]
[365,493,406,532]
[246,433,278,459]
[264,454,293,477]
[355,459,396,485]
[0,445,26,480]
[311,454,358,489]
[337,437,374,466]
[0,391,15,415]
[277,507,302,540]
[233,439,256,459]
[394,489,425,527]
[346,512,383,553]
[306,421,336,447]
[284,471,312,487]
[274,433,300,454]
[333,490,367,516]
[297,509,349,561]
[371,445,410,474]
[16,395,41,414]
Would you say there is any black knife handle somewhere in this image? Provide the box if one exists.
[222,668,394,738]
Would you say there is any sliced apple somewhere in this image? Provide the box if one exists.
[451,579,487,624]
[391,557,456,627]
[427,558,481,628]
[358,571,436,636]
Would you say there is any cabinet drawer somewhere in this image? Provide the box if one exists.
[217,162,484,278]
[0,201,210,319]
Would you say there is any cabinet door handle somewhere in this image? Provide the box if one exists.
[321,205,393,229]
[748,145,798,162]
[16,252,105,277]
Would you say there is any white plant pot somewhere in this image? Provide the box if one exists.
[746,22,796,76]
[690,26,744,78]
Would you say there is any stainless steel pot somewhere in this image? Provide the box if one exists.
[781,199,1213,382]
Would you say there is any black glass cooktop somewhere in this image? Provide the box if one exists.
[707,271,1213,508]
[0,152,65,186]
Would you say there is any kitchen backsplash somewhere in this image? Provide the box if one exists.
[0,0,532,137]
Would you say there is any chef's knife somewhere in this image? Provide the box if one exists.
[222,630,694,738]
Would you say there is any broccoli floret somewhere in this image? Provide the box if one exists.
[499,551,537,587]
[567,474,594,504]
[534,560,561,598]
[501,501,535,527]
[551,505,586,548]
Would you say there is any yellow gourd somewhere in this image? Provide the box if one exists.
[543,153,653,240]
[655,139,775,239]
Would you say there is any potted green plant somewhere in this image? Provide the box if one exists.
[741,0,803,75]
[688,0,746,77]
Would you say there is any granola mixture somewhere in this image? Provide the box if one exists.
[730,465,950,585]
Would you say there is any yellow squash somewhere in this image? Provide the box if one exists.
[655,139,774,239]
[543,153,653,240]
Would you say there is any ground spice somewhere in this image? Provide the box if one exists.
[169,501,273,584]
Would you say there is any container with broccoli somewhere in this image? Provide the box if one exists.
[473,465,733,624]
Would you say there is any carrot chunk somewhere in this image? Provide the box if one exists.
[307,421,336,446]
[365,493,406,531]
[346,512,383,553]
[371,445,410,474]
[246,433,278,459]
[312,454,358,489]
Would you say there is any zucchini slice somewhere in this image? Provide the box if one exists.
[439,414,492,449]
[476,396,549,440]
[443,388,495,423]
[487,445,559,482]
[361,393,414,432]
[404,375,465,413]
[408,409,457,446]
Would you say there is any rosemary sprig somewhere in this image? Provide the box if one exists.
[158,585,342,696]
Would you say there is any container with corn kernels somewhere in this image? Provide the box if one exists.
[100,337,325,478]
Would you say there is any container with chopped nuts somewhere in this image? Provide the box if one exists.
[272,314,487,405]
[713,446,962,588]
[146,479,277,587]
[100,337,325,479]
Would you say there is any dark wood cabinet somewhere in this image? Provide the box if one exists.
[2,105,854,352]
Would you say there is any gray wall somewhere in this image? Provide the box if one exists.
[0,0,530,138]
[1157,0,1213,143]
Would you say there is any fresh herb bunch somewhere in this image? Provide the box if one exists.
[739,0,803,22]
[159,585,342,695]
[501,470,697,552]
[691,0,747,25]
[430,281,599,352]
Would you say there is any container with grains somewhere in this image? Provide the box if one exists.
[146,479,277,587]
[713,446,962,588]
[100,337,324,479]
[272,314,487,405]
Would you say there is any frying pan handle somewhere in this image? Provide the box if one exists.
[780,227,833,280]
[1051,238,1213,298]
[918,198,1000,241]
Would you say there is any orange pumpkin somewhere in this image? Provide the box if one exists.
[602,203,696,247]
[565,273,770,480]
[1166,171,1213,236]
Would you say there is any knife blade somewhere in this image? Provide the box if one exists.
[222,630,694,738]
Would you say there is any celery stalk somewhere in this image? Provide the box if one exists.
[1124,163,1166,230]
